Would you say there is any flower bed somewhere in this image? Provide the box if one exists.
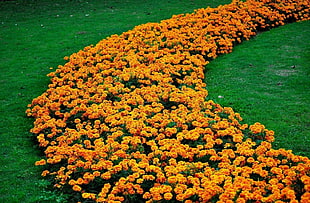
[27,0,310,202]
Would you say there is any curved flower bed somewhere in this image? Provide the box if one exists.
[27,0,310,202]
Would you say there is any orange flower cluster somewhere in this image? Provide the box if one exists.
[27,0,310,202]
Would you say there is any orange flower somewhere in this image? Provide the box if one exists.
[101,172,111,180]
[163,192,173,200]
[167,176,177,184]
[73,185,82,192]
[35,159,46,166]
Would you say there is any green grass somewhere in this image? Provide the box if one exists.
[0,0,309,202]
[205,20,310,157]
[0,0,231,202]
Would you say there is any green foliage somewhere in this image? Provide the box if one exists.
[35,180,70,203]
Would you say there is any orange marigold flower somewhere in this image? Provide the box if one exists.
[167,176,177,184]
[93,171,101,177]
[76,178,84,185]
[35,159,46,166]
[176,193,186,201]
[163,192,173,200]
[82,192,96,199]
[143,192,152,199]
[41,170,49,177]
[174,186,185,194]
[73,185,82,192]
[301,192,310,202]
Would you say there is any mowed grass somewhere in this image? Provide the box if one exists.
[0,0,309,202]
[0,0,231,202]
[205,20,310,157]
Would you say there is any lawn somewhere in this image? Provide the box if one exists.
[0,0,309,202]
[205,20,310,157]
